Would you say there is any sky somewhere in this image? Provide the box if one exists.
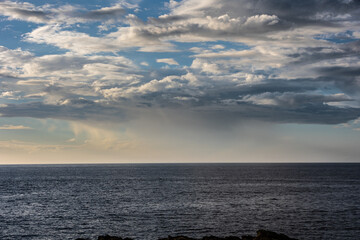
[0,0,360,164]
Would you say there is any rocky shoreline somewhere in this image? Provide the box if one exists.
[75,230,298,240]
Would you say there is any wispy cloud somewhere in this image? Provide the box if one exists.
[0,125,33,130]
[0,1,128,24]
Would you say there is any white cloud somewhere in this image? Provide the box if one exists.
[245,74,266,83]
[0,46,33,76]
[100,72,202,101]
[156,58,179,65]
[21,53,135,77]
[25,25,119,54]
[244,14,279,26]
[211,44,225,49]
[170,0,220,15]
[0,91,22,100]
[17,80,53,86]
[191,59,221,74]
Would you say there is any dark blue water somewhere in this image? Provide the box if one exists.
[0,163,359,240]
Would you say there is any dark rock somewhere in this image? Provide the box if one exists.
[223,237,242,240]
[202,236,241,240]
[158,230,297,240]
[159,236,196,240]
[75,230,297,240]
[97,235,133,240]
[254,230,297,240]
[159,235,243,240]
[241,235,254,240]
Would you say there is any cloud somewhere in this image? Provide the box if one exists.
[156,58,179,65]
[25,25,119,54]
[0,1,48,23]
[244,14,280,26]
[132,0,359,46]
[0,100,130,123]
[0,125,32,130]
[0,46,33,77]
[2,0,360,54]
[0,140,67,153]
[169,0,360,24]
[21,53,136,77]
[16,80,52,86]
[211,44,225,49]
[0,0,360,128]
[0,1,128,24]
[69,122,135,151]
[240,92,353,107]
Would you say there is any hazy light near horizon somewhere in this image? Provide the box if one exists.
[0,0,360,164]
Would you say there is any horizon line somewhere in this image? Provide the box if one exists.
[1,161,359,166]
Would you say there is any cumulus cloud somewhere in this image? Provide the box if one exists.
[0,46,33,76]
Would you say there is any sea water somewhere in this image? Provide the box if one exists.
[0,163,359,240]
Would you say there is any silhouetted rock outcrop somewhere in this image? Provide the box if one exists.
[75,230,297,240]
[158,230,297,240]
[75,235,133,240]
[159,235,241,240]
[253,230,297,240]
[98,235,133,240]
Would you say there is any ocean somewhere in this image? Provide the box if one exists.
[0,163,359,240]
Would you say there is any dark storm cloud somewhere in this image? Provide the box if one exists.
[317,66,360,78]
[62,5,126,22]
[0,101,128,122]
[195,102,360,125]
[214,0,360,23]
[288,41,360,66]
[10,8,48,21]
[0,94,358,125]
[88,76,358,124]
[80,7,125,20]
[252,0,359,16]
[315,67,360,94]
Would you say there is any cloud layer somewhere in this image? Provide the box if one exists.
[0,0,360,127]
